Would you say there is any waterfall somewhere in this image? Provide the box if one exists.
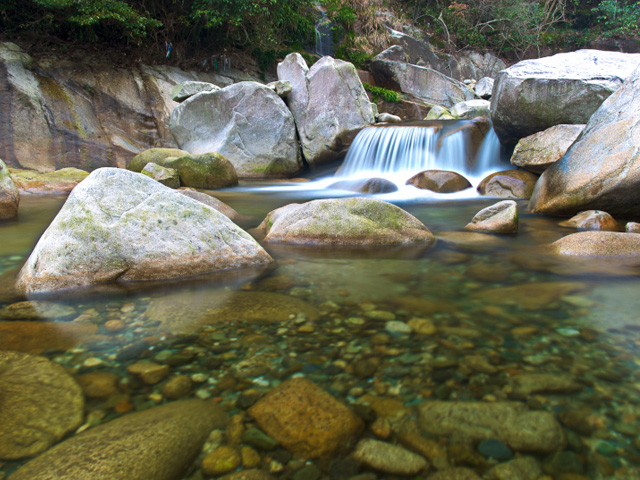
[315,10,334,57]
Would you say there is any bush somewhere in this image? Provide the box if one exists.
[363,83,400,103]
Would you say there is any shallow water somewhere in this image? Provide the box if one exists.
[2,189,640,479]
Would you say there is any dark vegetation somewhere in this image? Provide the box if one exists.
[0,0,639,70]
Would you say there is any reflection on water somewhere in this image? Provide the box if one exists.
[2,190,640,479]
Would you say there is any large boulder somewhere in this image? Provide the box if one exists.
[127,148,190,173]
[9,399,228,480]
[15,168,272,294]
[478,170,539,199]
[0,159,19,218]
[170,81,301,178]
[277,54,375,167]
[406,170,472,193]
[371,47,476,108]
[258,197,435,246]
[491,49,640,147]
[450,99,491,119]
[549,231,640,257]
[510,124,585,174]
[529,64,640,217]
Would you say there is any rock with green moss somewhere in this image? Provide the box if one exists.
[0,159,19,218]
[8,167,89,195]
[15,168,272,294]
[258,197,435,246]
[425,105,455,120]
[165,153,238,189]
[141,162,180,188]
[127,148,190,173]
[171,81,220,102]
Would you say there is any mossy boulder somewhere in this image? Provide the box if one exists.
[141,162,180,188]
[9,167,89,195]
[0,159,19,218]
[127,148,190,173]
[166,153,238,189]
[258,197,435,246]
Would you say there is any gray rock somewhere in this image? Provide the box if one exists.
[0,159,19,218]
[258,197,435,246]
[456,51,507,80]
[450,99,491,119]
[9,399,228,480]
[352,439,428,475]
[177,188,243,222]
[492,49,640,147]
[474,77,494,98]
[510,373,583,395]
[377,112,402,123]
[529,64,640,217]
[484,457,543,480]
[170,81,301,178]
[478,170,539,199]
[277,54,375,167]
[15,168,272,294]
[266,80,292,98]
[558,210,620,231]
[141,162,180,188]
[417,401,566,453]
[465,200,518,234]
[376,45,408,62]
[171,81,220,102]
[511,124,585,174]
[425,105,454,120]
[0,351,84,460]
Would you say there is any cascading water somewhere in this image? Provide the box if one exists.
[314,9,334,57]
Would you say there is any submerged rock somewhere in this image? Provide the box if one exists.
[558,210,620,231]
[352,439,428,475]
[9,399,228,480]
[484,457,543,480]
[477,170,539,199]
[170,81,301,178]
[418,401,566,453]
[171,81,219,102]
[257,197,435,246]
[277,54,375,167]
[329,177,398,194]
[15,168,272,294]
[491,49,640,146]
[0,351,84,460]
[511,124,585,174]
[0,159,19,218]
[0,321,98,354]
[465,200,518,234]
[406,170,472,193]
[248,377,364,459]
[529,64,640,217]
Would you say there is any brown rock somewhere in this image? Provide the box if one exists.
[352,438,428,475]
[484,457,543,480]
[477,170,539,199]
[127,362,170,385]
[0,351,84,460]
[240,446,261,468]
[558,210,620,231]
[161,375,192,400]
[0,321,98,354]
[0,300,76,320]
[510,374,583,396]
[472,282,587,310]
[511,124,585,174]
[9,168,89,195]
[76,371,119,398]
[465,200,518,234]
[406,170,472,193]
[248,377,364,459]
[201,446,242,476]
[626,222,640,233]
[397,431,447,461]
[427,467,482,480]
[549,231,640,257]
[220,470,276,480]
[436,232,509,252]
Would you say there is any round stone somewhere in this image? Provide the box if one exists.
[201,446,242,476]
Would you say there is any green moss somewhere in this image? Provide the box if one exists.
[363,83,400,103]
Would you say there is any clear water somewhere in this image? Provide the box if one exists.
[2,189,640,479]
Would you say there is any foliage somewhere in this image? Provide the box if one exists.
[592,0,640,38]
[363,82,400,103]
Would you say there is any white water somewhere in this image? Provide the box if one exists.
[315,10,334,57]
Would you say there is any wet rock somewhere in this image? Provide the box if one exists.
[484,456,543,480]
[557,410,594,436]
[450,100,491,120]
[477,170,539,199]
[140,162,180,188]
[0,159,19,218]
[171,81,219,102]
[529,63,640,217]
[491,49,640,147]
[277,54,375,167]
[177,188,244,222]
[511,124,585,174]
[0,351,84,460]
[8,168,89,195]
[242,427,278,451]
[397,431,447,462]
[626,222,640,233]
[426,105,455,120]
[542,450,584,476]
[465,200,518,234]
[76,372,119,399]
[436,231,509,252]
[426,467,482,480]
[127,362,170,385]
[248,377,364,459]
[329,178,398,194]
[0,300,76,320]
[448,443,489,468]
[377,112,402,123]
[408,317,436,335]
[0,321,98,354]
[510,373,582,395]
[475,77,494,98]
[558,210,620,231]
[219,470,276,480]
[171,81,301,178]
[161,375,192,400]
[15,168,272,294]
[417,401,566,453]
[406,170,472,193]
[258,197,435,246]
[351,439,428,475]
[127,148,190,173]
[472,281,587,310]
[549,231,640,257]
[201,446,242,476]
[9,399,228,480]
[477,439,512,460]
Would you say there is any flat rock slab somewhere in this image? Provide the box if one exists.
[9,168,89,195]
[418,401,566,453]
[511,124,585,174]
[248,377,364,459]
[0,351,84,460]
[0,322,98,354]
[549,231,640,257]
[9,399,228,480]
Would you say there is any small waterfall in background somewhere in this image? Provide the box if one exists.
[315,9,334,57]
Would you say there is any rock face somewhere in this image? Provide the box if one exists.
[16,168,272,294]
[511,124,585,174]
[170,81,301,178]
[9,399,228,480]
[0,42,235,172]
[277,54,375,167]
[549,231,640,257]
[171,81,219,102]
[406,170,472,193]
[0,159,19,218]
[529,64,640,217]
[491,49,640,147]
[248,377,363,459]
[371,47,476,108]
[418,401,565,453]
[258,197,435,246]
[0,351,84,460]
[465,200,518,234]
[478,170,539,199]
[558,210,620,231]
